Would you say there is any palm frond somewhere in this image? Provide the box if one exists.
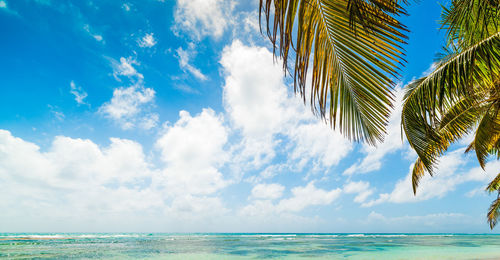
[488,195,500,229]
[259,0,408,145]
[486,173,500,193]
[472,104,500,168]
[411,157,425,194]
[441,0,500,48]
[409,95,484,193]
[402,31,500,173]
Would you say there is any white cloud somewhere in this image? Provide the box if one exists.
[176,47,207,81]
[0,127,231,231]
[277,182,342,212]
[242,11,259,34]
[240,181,341,218]
[0,1,6,8]
[69,81,88,105]
[139,113,159,130]
[343,181,374,204]
[138,33,157,48]
[101,56,158,130]
[221,41,288,166]
[0,130,158,217]
[466,186,487,198]
[173,0,233,40]
[288,121,352,170]
[220,41,352,170]
[155,109,229,196]
[112,57,143,80]
[250,183,284,200]
[244,163,287,184]
[83,24,103,42]
[99,86,156,130]
[364,149,500,207]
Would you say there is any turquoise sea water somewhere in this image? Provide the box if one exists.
[1,233,500,259]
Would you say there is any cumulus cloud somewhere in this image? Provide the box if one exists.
[69,81,88,105]
[138,33,157,48]
[155,109,229,196]
[0,121,230,231]
[221,41,352,169]
[221,41,289,165]
[288,121,353,171]
[343,181,374,204]
[241,181,341,217]
[99,85,157,130]
[364,149,500,207]
[100,56,158,130]
[277,182,342,212]
[0,130,159,222]
[173,0,233,40]
[250,183,284,200]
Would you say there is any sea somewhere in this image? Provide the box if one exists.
[1,233,500,259]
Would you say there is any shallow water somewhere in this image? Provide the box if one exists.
[1,233,500,259]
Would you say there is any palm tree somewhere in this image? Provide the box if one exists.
[401,0,500,228]
[259,0,409,145]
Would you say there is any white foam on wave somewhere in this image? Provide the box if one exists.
[0,234,145,239]
[240,234,297,238]
[304,235,339,238]
[347,234,365,237]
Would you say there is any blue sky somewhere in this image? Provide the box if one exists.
[1,0,499,233]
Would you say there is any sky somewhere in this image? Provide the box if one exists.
[0,0,499,233]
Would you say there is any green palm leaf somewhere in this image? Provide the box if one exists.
[488,196,500,229]
[410,95,486,193]
[402,31,500,174]
[259,0,408,144]
[486,173,500,193]
[472,104,500,168]
[402,0,500,229]
[487,173,500,229]
[441,0,500,48]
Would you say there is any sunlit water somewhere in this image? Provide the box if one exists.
[1,233,500,259]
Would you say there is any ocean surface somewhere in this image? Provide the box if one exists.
[1,233,500,259]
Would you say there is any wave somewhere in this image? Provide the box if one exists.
[0,234,146,239]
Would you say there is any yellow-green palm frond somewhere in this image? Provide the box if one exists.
[402,32,500,174]
[259,0,408,145]
[411,157,425,194]
[408,95,485,191]
[486,173,500,193]
[402,0,500,229]
[471,103,500,168]
[486,173,500,229]
[346,0,408,32]
[488,196,500,229]
[441,0,500,48]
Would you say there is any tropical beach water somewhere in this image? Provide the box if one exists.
[1,233,500,259]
